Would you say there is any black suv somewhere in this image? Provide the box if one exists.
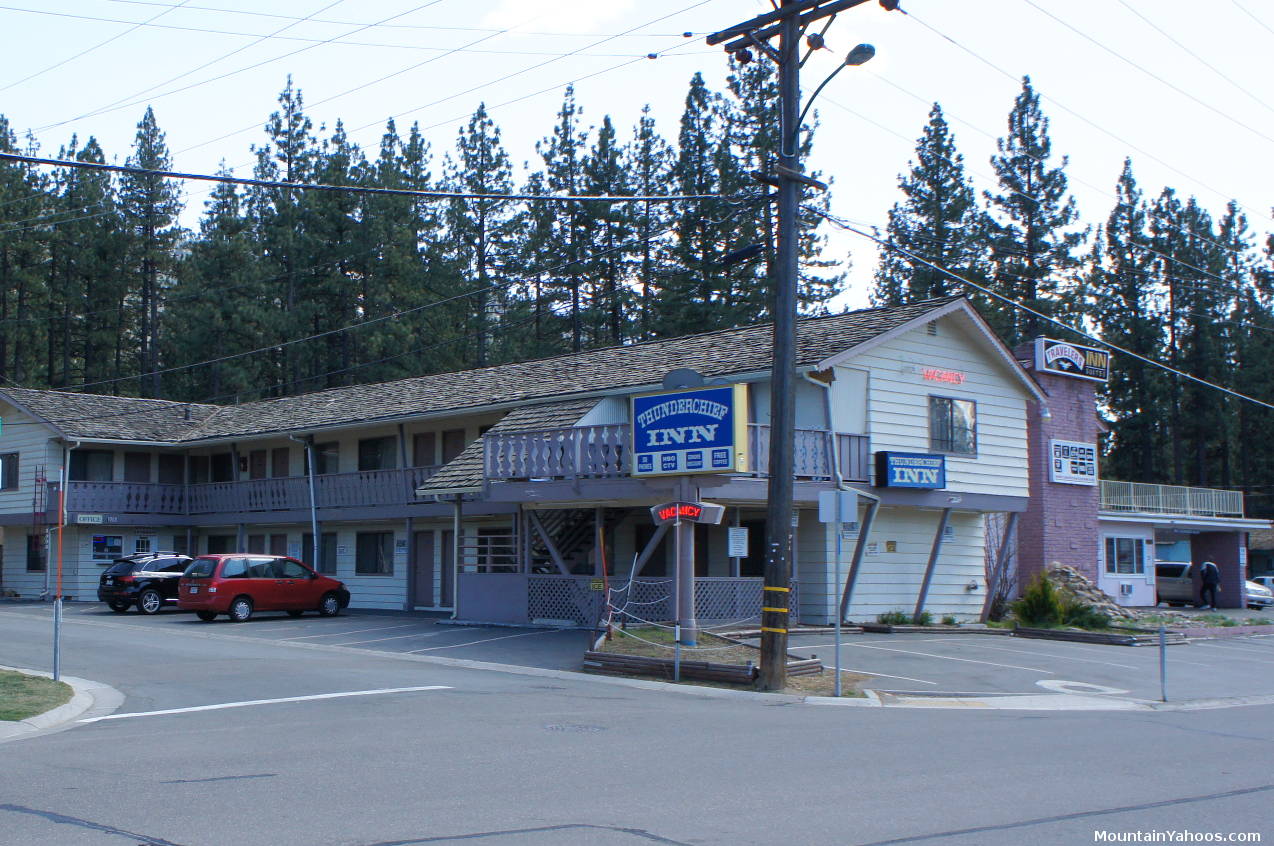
[97,552,193,614]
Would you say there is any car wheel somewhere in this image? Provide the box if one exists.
[287,610,304,617]
[196,610,218,622]
[108,599,131,613]
[228,596,253,623]
[318,593,341,617]
[137,589,163,615]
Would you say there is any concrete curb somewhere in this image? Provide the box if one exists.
[0,665,124,743]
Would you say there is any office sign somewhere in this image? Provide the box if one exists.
[631,384,747,476]
[1050,439,1098,486]
[874,452,946,489]
[1035,338,1111,382]
[75,514,105,525]
[650,501,726,525]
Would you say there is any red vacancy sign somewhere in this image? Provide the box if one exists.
[650,501,726,525]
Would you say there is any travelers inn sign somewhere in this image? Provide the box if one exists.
[1034,338,1111,382]
[631,384,748,476]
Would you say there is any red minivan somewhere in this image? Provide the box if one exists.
[178,554,350,623]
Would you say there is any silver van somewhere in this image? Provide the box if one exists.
[1155,562,1196,606]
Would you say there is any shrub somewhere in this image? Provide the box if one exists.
[914,610,933,626]
[1059,595,1110,631]
[1012,571,1064,627]
[877,610,911,625]
[941,614,958,626]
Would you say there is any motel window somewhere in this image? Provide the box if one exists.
[123,452,151,483]
[271,448,291,478]
[0,452,17,490]
[70,450,113,482]
[157,454,184,485]
[441,429,466,464]
[209,453,235,482]
[92,535,124,562]
[355,532,394,576]
[928,397,977,455]
[307,442,339,476]
[1104,537,1146,575]
[206,535,236,554]
[189,456,210,484]
[26,534,45,572]
[358,436,398,471]
[302,532,338,574]
[413,432,437,468]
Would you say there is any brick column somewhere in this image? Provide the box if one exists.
[1191,531,1245,609]
[1015,343,1102,593]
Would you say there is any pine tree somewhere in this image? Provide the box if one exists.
[0,117,50,387]
[443,103,516,367]
[118,107,183,397]
[622,105,673,340]
[580,114,632,346]
[871,103,987,306]
[985,77,1083,345]
[1088,160,1169,481]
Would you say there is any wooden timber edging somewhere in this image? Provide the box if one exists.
[582,651,822,684]
[1013,627,1188,647]
[857,623,1013,635]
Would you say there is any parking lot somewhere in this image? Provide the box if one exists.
[6,601,1274,707]
[779,629,1274,703]
[0,601,595,670]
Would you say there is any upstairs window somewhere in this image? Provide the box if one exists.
[358,436,398,471]
[70,450,113,482]
[928,396,977,455]
[0,452,17,490]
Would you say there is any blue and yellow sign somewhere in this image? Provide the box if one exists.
[875,452,947,489]
[631,384,749,476]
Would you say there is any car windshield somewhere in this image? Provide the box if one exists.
[184,559,217,578]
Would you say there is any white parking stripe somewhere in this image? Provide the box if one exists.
[281,624,419,641]
[844,642,1055,673]
[931,640,1140,670]
[783,645,937,684]
[79,686,452,723]
[406,629,557,653]
[334,631,446,646]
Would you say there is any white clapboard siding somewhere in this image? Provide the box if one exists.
[328,526,409,610]
[0,402,64,598]
[841,508,987,621]
[842,313,1030,497]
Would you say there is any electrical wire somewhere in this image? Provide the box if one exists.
[819,209,1274,411]
[0,0,193,94]
[0,151,725,203]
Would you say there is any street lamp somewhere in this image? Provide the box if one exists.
[795,44,876,140]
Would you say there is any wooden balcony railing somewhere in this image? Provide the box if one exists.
[484,423,870,483]
[60,465,442,516]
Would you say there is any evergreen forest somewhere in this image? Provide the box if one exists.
[2,68,1273,514]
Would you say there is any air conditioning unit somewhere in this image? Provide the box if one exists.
[1119,583,1134,597]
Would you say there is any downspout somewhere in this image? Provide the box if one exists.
[801,371,881,622]
[289,434,319,570]
[48,440,80,600]
[451,495,462,620]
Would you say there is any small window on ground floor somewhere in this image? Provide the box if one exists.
[355,532,393,575]
[92,535,123,562]
[1105,536,1147,575]
[26,534,45,571]
[302,532,338,574]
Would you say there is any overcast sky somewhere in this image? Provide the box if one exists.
[2,0,1271,310]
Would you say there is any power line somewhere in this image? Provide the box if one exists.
[1112,0,1274,122]
[818,209,1274,411]
[35,0,431,133]
[902,11,1263,221]
[1228,0,1274,41]
[0,151,725,203]
[0,0,193,94]
[1020,0,1274,150]
[98,0,703,37]
[0,5,700,58]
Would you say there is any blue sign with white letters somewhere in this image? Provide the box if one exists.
[631,384,748,476]
[875,452,947,489]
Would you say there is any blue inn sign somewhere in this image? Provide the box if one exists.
[631,384,749,477]
[874,451,947,489]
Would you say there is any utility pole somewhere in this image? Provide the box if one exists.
[707,0,892,690]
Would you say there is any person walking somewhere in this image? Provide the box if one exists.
[1198,560,1221,610]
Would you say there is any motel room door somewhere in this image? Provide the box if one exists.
[413,531,434,607]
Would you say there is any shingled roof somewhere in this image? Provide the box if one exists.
[0,296,962,444]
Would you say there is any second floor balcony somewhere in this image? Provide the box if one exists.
[1100,479,1245,518]
[56,466,441,517]
[483,423,870,484]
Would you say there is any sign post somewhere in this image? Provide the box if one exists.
[651,501,725,648]
[819,490,856,697]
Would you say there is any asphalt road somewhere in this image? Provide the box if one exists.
[2,604,1273,846]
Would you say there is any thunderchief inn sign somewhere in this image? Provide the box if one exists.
[631,385,749,476]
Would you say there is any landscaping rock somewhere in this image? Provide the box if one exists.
[1044,563,1140,621]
